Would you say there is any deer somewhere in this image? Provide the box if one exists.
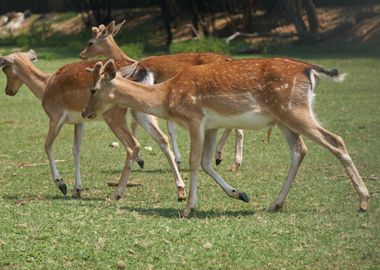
[79,20,245,172]
[0,50,186,201]
[82,58,369,218]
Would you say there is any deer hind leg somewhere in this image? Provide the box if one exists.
[133,111,186,201]
[280,110,369,212]
[214,128,232,166]
[131,115,144,169]
[72,123,85,198]
[201,129,250,203]
[269,124,307,211]
[45,117,67,195]
[103,107,139,200]
[231,129,244,172]
[167,121,182,170]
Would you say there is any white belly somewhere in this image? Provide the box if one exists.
[205,109,274,130]
[64,111,103,124]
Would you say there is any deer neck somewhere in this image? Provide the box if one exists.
[114,78,169,119]
[107,38,136,62]
[16,61,50,100]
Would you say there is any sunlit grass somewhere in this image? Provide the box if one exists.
[0,55,379,269]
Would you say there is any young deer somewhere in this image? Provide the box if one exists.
[0,50,186,200]
[79,20,245,172]
[83,59,369,217]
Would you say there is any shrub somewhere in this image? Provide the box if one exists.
[120,43,144,59]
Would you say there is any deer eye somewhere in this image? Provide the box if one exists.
[90,89,96,95]
[88,41,94,47]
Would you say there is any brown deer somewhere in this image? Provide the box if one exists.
[83,58,369,217]
[0,50,186,200]
[79,20,245,172]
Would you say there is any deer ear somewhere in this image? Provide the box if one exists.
[27,49,38,61]
[85,67,94,74]
[103,21,115,37]
[93,61,103,74]
[112,20,125,37]
[103,59,116,81]
[86,62,103,75]
[120,61,138,78]
[0,55,14,68]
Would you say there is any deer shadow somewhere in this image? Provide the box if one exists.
[120,205,257,219]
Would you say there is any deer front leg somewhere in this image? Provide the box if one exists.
[103,107,139,200]
[167,121,182,170]
[131,115,144,169]
[202,129,249,202]
[181,125,205,218]
[231,129,244,172]
[133,111,186,201]
[45,118,66,195]
[72,123,85,198]
[214,128,231,166]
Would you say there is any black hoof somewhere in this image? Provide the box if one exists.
[137,160,145,169]
[239,192,250,203]
[59,183,67,195]
[216,159,222,166]
[358,207,367,213]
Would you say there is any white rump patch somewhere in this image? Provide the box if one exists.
[140,71,155,85]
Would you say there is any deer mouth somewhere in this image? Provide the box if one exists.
[79,52,88,60]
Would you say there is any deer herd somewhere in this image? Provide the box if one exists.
[0,20,369,217]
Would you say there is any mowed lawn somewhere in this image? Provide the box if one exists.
[0,54,379,269]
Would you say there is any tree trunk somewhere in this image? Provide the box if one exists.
[243,0,254,32]
[288,0,307,36]
[303,0,319,34]
[159,0,173,45]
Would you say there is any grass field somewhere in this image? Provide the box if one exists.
[0,54,379,269]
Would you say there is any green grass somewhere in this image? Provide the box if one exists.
[0,54,379,269]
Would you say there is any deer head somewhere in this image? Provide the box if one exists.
[82,59,137,119]
[0,49,37,96]
[79,20,126,60]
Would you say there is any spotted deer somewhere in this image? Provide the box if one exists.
[83,58,369,217]
[0,50,186,200]
[79,20,245,172]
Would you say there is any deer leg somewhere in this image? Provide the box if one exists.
[280,111,369,212]
[306,125,369,211]
[133,111,186,201]
[231,129,244,172]
[167,120,182,170]
[214,128,232,166]
[181,125,205,218]
[201,129,250,203]
[268,124,307,211]
[72,123,85,198]
[103,108,139,200]
[45,117,66,195]
[131,115,144,169]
